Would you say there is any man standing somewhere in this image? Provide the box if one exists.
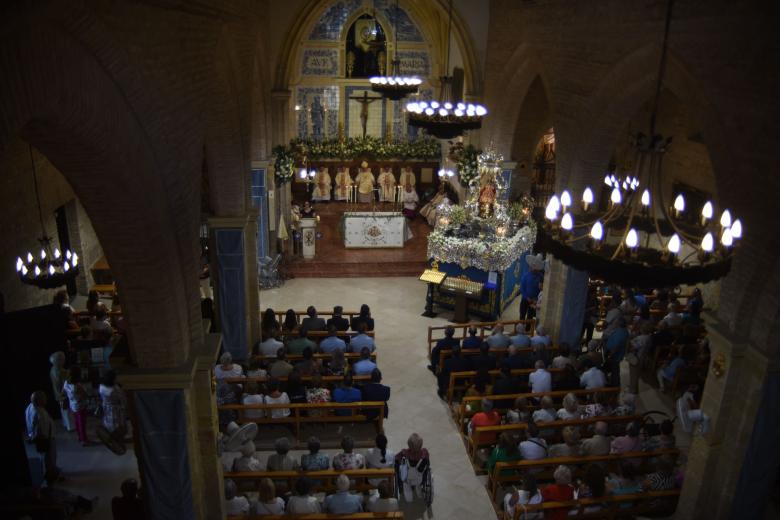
[520,254,545,325]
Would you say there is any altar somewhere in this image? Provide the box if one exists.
[342,211,411,248]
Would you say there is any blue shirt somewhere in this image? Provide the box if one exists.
[352,359,377,376]
[320,336,347,354]
[511,333,531,348]
[521,270,543,300]
[333,386,362,416]
[325,492,363,514]
[530,335,551,348]
[605,328,629,362]
[486,334,511,349]
[350,334,375,352]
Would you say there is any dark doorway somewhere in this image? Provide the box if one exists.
[55,205,77,296]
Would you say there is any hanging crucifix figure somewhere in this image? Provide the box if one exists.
[349,91,383,138]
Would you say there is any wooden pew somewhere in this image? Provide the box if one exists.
[427,319,536,358]
[224,374,372,387]
[504,490,680,519]
[278,330,376,341]
[225,468,395,496]
[455,387,621,429]
[251,351,376,365]
[436,344,561,373]
[447,368,565,404]
[271,310,370,329]
[466,415,642,470]
[217,401,386,443]
[490,449,679,500]
[229,513,403,520]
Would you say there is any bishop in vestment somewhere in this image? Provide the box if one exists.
[334,167,352,201]
[377,167,396,202]
[312,167,331,201]
[355,161,375,203]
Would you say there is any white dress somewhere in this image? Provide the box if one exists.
[287,495,322,514]
[242,393,264,419]
[365,446,396,486]
[254,497,285,515]
[215,364,243,380]
[264,393,291,418]
[312,169,332,201]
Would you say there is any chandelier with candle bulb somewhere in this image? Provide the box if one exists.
[370,0,422,101]
[16,144,80,289]
[404,0,487,139]
[535,0,741,288]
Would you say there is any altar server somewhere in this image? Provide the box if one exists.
[312,167,331,201]
[399,166,415,187]
[334,167,352,201]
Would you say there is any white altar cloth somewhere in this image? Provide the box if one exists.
[343,211,411,248]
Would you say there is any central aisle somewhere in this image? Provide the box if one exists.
[261,277,512,519]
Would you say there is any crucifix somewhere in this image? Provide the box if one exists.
[348,91,383,138]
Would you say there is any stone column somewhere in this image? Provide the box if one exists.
[209,213,260,360]
[676,317,780,519]
[270,89,292,255]
[120,335,223,519]
[536,257,588,346]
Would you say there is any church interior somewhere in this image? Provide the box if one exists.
[1,0,778,519]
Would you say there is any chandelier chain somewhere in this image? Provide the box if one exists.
[649,0,675,137]
[28,143,48,241]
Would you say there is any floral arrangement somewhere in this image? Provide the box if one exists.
[427,221,537,272]
[282,136,440,161]
[272,145,295,184]
[448,205,468,226]
[448,141,480,186]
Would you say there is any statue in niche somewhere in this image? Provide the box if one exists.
[345,14,386,78]
[310,96,325,139]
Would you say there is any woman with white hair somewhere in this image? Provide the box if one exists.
[556,393,582,421]
[266,437,299,471]
[541,465,574,519]
[548,426,582,458]
[232,441,263,472]
[395,433,431,503]
[324,474,363,514]
[215,351,243,380]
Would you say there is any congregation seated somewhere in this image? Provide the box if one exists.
[504,474,543,518]
[268,349,294,378]
[510,323,531,348]
[367,481,399,513]
[530,325,551,348]
[350,304,374,332]
[256,330,284,357]
[224,478,251,516]
[333,435,366,470]
[353,347,377,375]
[287,477,321,514]
[333,374,361,415]
[281,309,300,334]
[428,325,459,372]
[261,307,281,339]
[529,360,552,393]
[437,345,472,395]
[350,322,376,353]
[325,474,363,514]
[287,328,316,355]
[327,305,350,331]
[255,478,286,515]
[581,421,611,456]
[320,325,347,353]
[366,434,395,477]
[486,324,511,349]
[267,437,300,471]
[579,359,606,390]
[361,369,390,419]
[463,326,482,349]
[294,347,319,376]
[300,305,327,336]
[216,352,244,380]
[501,345,530,370]
[301,436,330,470]
[472,342,497,372]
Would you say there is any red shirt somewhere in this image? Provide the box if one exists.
[471,411,501,444]
[541,484,574,520]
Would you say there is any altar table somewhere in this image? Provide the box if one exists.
[343,211,411,248]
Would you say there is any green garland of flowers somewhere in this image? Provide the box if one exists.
[448,141,480,186]
[272,145,295,185]
[283,136,440,161]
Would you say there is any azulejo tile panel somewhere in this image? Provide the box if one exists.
[395,50,430,77]
[308,0,362,41]
[296,87,340,139]
[308,0,423,43]
[302,49,339,76]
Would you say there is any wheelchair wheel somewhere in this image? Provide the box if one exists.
[422,467,433,507]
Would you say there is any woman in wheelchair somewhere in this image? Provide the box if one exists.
[395,433,433,506]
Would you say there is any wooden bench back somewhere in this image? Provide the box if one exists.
[228,513,404,520]
[456,387,620,427]
[506,490,680,520]
[217,401,386,443]
[491,448,678,499]
[278,330,376,340]
[225,468,395,496]
[467,414,641,462]
[436,345,561,373]
[224,374,372,387]
[427,319,536,356]
[447,368,564,404]
[250,352,377,365]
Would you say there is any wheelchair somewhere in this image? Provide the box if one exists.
[258,254,283,289]
[395,456,433,507]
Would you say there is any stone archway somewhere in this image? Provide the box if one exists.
[1,13,202,368]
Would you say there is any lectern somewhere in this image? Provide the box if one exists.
[299,218,317,259]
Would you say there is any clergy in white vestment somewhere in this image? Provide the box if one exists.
[312,167,331,201]
[355,161,375,203]
[401,183,419,218]
[377,167,396,202]
[399,166,415,187]
[334,167,352,201]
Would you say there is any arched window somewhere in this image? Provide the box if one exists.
[345,14,387,78]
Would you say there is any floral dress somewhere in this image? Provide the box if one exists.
[99,384,127,433]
